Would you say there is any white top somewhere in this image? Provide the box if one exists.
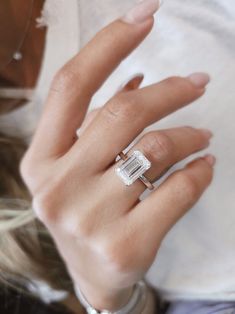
[1,0,235,302]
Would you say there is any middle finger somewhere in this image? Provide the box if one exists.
[70,73,210,173]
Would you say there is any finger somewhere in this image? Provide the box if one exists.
[103,126,213,209]
[104,155,215,271]
[72,73,210,172]
[77,74,144,137]
[126,126,213,184]
[30,3,159,159]
[130,155,215,244]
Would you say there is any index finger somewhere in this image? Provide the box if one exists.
[30,1,161,159]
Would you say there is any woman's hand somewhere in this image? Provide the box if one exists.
[20,0,215,312]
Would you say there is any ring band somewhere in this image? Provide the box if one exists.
[139,174,154,191]
[115,150,154,190]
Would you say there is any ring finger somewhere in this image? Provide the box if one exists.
[102,126,213,207]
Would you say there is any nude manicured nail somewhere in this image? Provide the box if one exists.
[187,72,210,88]
[122,0,161,24]
[203,154,216,167]
[199,128,213,139]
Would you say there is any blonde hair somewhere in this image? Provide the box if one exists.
[0,132,73,294]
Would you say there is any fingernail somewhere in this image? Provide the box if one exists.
[122,0,161,24]
[203,154,216,167]
[199,128,213,139]
[187,72,210,88]
[117,73,144,92]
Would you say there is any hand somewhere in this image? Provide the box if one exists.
[20,1,215,312]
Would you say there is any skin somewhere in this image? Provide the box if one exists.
[20,14,215,313]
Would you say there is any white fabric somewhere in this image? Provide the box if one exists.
[1,0,235,301]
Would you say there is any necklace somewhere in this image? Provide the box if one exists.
[1,0,35,70]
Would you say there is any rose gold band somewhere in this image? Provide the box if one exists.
[119,151,129,161]
[138,174,154,191]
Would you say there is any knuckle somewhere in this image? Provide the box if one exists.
[142,132,173,162]
[103,95,138,123]
[175,171,200,203]
[32,192,58,224]
[50,66,85,96]
[52,67,75,91]
[19,154,30,181]
[31,176,66,224]
[20,152,52,195]
[102,241,132,273]
[20,152,36,184]
[75,216,95,238]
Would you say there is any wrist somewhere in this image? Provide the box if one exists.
[74,282,135,312]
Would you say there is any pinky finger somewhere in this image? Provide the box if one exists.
[130,154,216,241]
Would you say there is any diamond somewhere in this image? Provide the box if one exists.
[115,150,151,186]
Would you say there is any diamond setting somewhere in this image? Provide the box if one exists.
[115,150,151,186]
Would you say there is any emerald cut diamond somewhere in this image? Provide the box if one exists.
[115,150,151,186]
